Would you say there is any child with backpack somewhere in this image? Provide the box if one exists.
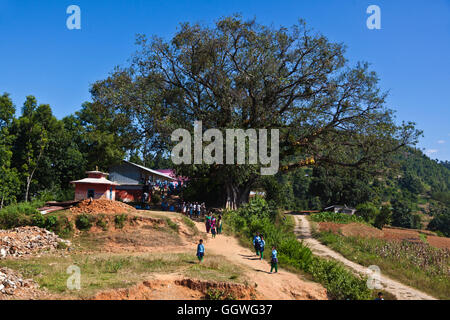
[270,246,278,273]
[253,233,261,256]
[197,239,205,263]
[259,235,265,260]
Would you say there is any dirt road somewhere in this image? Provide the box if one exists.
[192,221,328,300]
[293,214,436,300]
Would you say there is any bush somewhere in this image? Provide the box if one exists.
[165,218,179,232]
[373,205,391,229]
[96,214,109,231]
[0,201,43,229]
[356,202,379,223]
[151,193,161,205]
[75,214,94,231]
[205,288,235,300]
[427,209,450,237]
[114,214,127,229]
[224,198,372,300]
[310,212,366,224]
[52,216,73,238]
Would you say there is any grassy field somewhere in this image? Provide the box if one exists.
[0,252,247,299]
[314,231,450,299]
[0,209,247,299]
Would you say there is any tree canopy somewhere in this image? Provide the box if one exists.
[90,15,421,208]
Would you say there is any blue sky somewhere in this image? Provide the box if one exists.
[0,0,449,160]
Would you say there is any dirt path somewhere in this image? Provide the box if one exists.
[293,215,436,300]
[192,221,328,300]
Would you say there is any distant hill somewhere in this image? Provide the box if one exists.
[264,147,450,228]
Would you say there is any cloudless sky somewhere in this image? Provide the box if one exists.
[0,0,449,160]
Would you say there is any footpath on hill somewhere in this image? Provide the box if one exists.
[192,221,328,300]
[293,214,436,300]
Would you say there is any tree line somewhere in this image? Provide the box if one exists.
[2,15,448,235]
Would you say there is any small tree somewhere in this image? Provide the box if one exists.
[356,202,379,223]
[373,205,391,229]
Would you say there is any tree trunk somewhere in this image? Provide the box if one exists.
[0,195,4,210]
[25,176,31,202]
[225,181,252,210]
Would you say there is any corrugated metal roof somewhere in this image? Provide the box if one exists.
[123,160,176,181]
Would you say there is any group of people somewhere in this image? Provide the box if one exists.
[180,202,206,218]
[204,213,222,238]
[253,232,278,273]
[150,179,182,195]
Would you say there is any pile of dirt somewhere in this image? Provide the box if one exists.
[70,199,136,215]
[0,267,40,299]
[0,227,71,259]
[91,278,259,300]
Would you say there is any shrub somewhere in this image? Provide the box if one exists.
[373,205,391,229]
[310,212,366,224]
[96,214,109,231]
[151,193,161,205]
[356,202,379,223]
[165,218,179,232]
[76,214,94,231]
[52,216,73,238]
[427,209,450,237]
[114,214,127,229]
[205,288,235,300]
[0,202,42,229]
[224,198,372,300]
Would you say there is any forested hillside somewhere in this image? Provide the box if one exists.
[261,147,449,233]
[1,92,448,235]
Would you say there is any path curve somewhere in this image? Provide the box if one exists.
[293,214,436,300]
[192,221,328,300]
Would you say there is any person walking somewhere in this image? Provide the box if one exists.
[205,213,211,233]
[270,246,278,273]
[217,215,223,235]
[211,225,217,238]
[375,292,384,300]
[211,215,216,231]
[253,233,261,256]
[259,235,265,260]
[197,239,205,263]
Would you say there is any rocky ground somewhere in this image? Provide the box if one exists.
[0,226,71,259]
[0,267,44,299]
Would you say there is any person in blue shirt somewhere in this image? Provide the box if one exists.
[259,235,265,260]
[375,292,384,300]
[253,233,261,256]
[270,246,278,273]
[197,239,205,263]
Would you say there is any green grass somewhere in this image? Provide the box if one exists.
[165,218,179,232]
[310,212,366,224]
[0,252,247,299]
[224,200,374,300]
[315,231,450,300]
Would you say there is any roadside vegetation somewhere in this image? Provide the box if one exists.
[224,198,373,300]
[315,231,450,299]
[309,212,366,224]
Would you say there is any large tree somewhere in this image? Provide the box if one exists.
[91,15,420,208]
[0,93,19,208]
